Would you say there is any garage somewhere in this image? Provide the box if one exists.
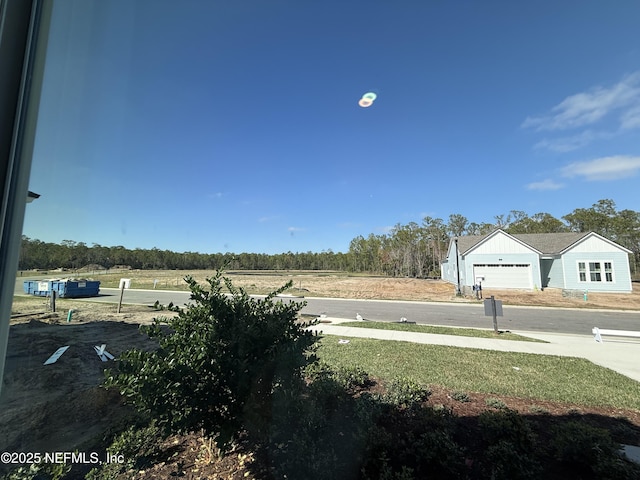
[473,264,532,289]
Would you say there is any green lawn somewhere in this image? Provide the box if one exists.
[337,321,546,342]
[317,336,640,410]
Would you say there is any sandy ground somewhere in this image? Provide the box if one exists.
[92,270,640,309]
[2,275,639,477]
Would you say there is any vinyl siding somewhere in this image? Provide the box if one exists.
[441,240,460,284]
[567,235,626,254]
[468,231,536,255]
[544,258,565,288]
[561,251,632,292]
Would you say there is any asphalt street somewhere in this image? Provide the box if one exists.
[74,287,640,336]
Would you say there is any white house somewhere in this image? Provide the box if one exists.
[440,230,633,293]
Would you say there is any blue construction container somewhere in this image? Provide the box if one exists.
[23,279,100,298]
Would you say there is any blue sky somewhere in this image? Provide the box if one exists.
[23,0,640,254]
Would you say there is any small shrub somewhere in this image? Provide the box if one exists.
[383,378,431,408]
[85,422,163,479]
[305,362,371,392]
[361,424,466,480]
[411,429,467,477]
[304,360,333,382]
[450,391,470,403]
[333,364,371,391]
[528,405,550,414]
[484,397,507,409]
[478,410,537,452]
[483,440,542,480]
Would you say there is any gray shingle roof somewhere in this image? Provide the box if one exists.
[455,230,591,255]
[455,235,490,254]
[511,232,590,254]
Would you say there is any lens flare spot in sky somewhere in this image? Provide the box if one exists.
[358,98,373,107]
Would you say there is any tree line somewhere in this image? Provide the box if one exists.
[18,239,349,272]
[348,199,639,277]
[19,199,639,276]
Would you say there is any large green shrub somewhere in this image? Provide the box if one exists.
[104,272,318,449]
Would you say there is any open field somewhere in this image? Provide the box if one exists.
[25,269,640,310]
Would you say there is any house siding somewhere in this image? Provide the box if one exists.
[440,242,460,285]
[544,258,565,288]
[468,231,534,255]
[567,235,625,254]
[561,251,632,292]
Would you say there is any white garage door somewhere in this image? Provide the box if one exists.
[473,264,532,289]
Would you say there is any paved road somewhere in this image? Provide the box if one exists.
[69,287,640,336]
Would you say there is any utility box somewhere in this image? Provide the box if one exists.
[23,279,100,298]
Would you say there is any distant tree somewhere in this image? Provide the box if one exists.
[507,213,568,234]
[563,199,617,236]
[466,222,495,236]
[447,214,469,237]
[494,214,509,229]
[422,216,448,273]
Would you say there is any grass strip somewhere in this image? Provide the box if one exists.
[337,321,546,342]
[317,336,640,410]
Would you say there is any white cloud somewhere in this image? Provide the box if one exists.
[620,105,640,130]
[287,226,305,232]
[533,130,603,153]
[258,215,279,223]
[522,72,640,132]
[560,155,640,181]
[526,179,564,191]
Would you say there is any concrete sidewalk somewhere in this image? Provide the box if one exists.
[308,318,640,383]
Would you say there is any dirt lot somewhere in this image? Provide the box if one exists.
[95,270,640,310]
[2,276,640,478]
[226,273,640,310]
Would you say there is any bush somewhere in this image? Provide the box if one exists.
[483,440,542,480]
[104,272,319,450]
[484,397,508,410]
[86,421,163,480]
[306,361,371,392]
[333,364,372,391]
[478,409,537,452]
[476,410,542,479]
[383,377,431,408]
[450,391,470,403]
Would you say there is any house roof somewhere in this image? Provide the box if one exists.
[456,230,593,255]
[511,232,592,254]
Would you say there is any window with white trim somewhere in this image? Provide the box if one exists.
[589,262,601,281]
[578,261,613,283]
[604,262,613,282]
